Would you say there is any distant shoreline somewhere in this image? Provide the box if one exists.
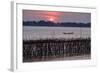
[23,21,91,27]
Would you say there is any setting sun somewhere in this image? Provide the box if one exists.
[49,17,54,22]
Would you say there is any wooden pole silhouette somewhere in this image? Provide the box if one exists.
[23,38,91,62]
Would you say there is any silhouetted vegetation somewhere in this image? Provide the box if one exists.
[23,20,91,27]
[23,38,91,62]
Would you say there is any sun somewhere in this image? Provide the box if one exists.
[49,17,54,22]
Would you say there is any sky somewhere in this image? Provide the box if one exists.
[23,10,91,23]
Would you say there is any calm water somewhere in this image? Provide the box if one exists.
[23,26,91,40]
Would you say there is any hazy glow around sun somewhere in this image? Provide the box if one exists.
[49,18,54,21]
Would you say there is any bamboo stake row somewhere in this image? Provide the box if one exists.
[23,38,90,62]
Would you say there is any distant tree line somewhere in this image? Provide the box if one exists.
[23,20,91,27]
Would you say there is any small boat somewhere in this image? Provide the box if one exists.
[63,32,74,34]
